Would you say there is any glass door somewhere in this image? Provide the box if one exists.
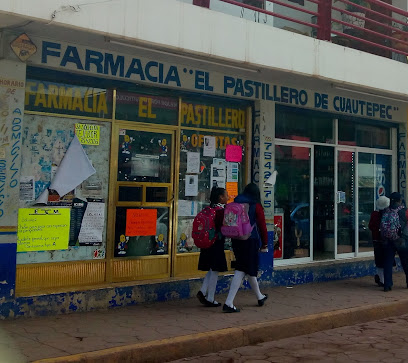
[313,146,335,260]
[358,153,392,254]
[274,144,312,262]
[112,124,175,281]
[336,149,356,256]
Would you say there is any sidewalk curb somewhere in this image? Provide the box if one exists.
[34,298,408,363]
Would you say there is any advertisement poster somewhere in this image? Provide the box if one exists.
[17,208,70,252]
[126,209,157,236]
[227,162,239,182]
[78,202,105,245]
[19,176,35,201]
[75,123,100,145]
[186,152,200,174]
[203,136,216,157]
[273,214,284,259]
[69,198,88,245]
[185,175,199,196]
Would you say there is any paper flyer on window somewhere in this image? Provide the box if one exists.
[185,175,199,196]
[186,152,200,174]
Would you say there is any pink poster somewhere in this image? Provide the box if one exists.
[225,145,242,163]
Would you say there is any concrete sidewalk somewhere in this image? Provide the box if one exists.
[2,273,408,363]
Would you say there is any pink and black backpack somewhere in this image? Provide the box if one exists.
[221,203,253,240]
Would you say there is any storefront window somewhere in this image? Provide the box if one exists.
[338,120,391,149]
[17,114,111,264]
[118,129,172,183]
[275,105,334,144]
[25,79,113,119]
[274,145,311,259]
[115,91,178,125]
[176,97,249,254]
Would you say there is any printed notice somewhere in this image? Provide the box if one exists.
[19,176,35,201]
[211,177,226,189]
[126,209,157,236]
[186,152,200,174]
[17,208,70,252]
[78,202,105,245]
[185,175,199,196]
[226,182,239,203]
[211,164,226,179]
[178,200,198,217]
[226,145,242,163]
[75,123,100,145]
[203,136,216,157]
[227,162,239,182]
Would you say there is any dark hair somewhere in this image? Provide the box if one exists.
[390,192,402,204]
[243,183,261,203]
[210,187,226,206]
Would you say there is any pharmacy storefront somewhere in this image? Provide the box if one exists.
[1,32,406,295]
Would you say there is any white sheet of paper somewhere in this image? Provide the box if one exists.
[185,175,199,197]
[203,136,216,157]
[186,152,200,174]
[78,202,105,244]
[211,164,226,178]
[178,200,198,217]
[19,176,35,201]
[213,158,226,167]
[211,177,226,189]
[51,135,96,197]
[227,162,239,182]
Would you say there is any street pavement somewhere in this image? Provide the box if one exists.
[2,273,408,362]
[172,314,408,362]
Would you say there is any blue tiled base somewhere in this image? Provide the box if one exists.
[0,243,16,300]
[0,257,396,319]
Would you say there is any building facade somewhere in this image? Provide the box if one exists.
[0,0,407,316]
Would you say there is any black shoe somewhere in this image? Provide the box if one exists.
[374,274,380,285]
[378,282,384,287]
[384,286,392,292]
[223,304,240,313]
[258,294,268,307]
[197,291,207,305]
[204,299,221,307]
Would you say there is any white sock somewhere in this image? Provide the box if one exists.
[225,270,245,307]
[377,267,384,284]
[200,270,211,295]
[206,270,219,303]
[248,276,264,300]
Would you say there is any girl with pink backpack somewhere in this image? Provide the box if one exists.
[196,187,229,307]
[223,183,268,313]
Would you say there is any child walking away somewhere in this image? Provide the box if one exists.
[223,183,268,313]
[195,187,229,307]
[382,192,408,292]
[368,196,390,287]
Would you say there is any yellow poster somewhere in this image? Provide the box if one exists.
[17,208,70,252]
[75,123,100,145]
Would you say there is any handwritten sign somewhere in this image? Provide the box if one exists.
[126,209,157,236]
[226,182,238,204]
[17,208,70,252]
[226,145,242,163]
[75,123,100,145]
